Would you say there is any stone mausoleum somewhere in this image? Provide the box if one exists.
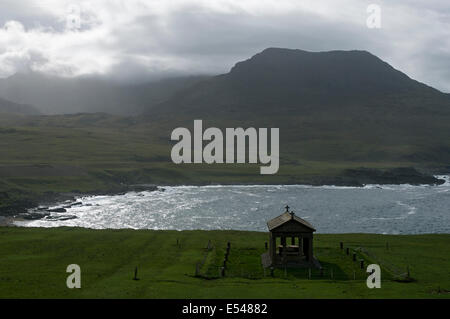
[262,206,320,268]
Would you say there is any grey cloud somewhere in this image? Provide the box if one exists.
[0,0,449,92]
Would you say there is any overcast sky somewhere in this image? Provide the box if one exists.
[0,0,449,91]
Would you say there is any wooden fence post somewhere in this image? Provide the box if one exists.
[133,266,138,280]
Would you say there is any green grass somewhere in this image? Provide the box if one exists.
[0,227,448,298]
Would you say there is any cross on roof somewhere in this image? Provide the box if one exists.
[285,205,290,212]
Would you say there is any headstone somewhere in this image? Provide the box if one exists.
[360,259,364,269]
[346,247,349,255]
[265,242,268,250]
[340,242,343,250]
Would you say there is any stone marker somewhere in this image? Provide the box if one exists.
[133,266,138,280]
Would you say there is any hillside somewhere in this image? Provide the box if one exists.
[145,48,450,166]
[0,96,40,115]
[149,48,448,112]
[0,49,449,215]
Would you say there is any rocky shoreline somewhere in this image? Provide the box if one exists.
[0,167,446,227]
[0,184,159,226]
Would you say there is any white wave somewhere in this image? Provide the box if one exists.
[435,175,450,186]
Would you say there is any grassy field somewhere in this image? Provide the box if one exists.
[0,227,448,298]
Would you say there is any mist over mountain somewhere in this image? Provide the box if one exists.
[0,96,40,115]
[0,72,209,115]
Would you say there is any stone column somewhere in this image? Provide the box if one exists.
[308,236,313,262]
[280,236,286,257]
[303,237,308,259]
[271,234,276,261]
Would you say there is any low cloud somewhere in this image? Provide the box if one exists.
[0,0,449,91]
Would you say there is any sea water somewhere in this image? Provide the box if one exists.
[17,176,450,234]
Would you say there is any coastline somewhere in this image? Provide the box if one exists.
[1,169,447,227]
[4,174,449,229]
[0,216,14,227]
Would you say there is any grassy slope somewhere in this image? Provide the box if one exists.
[0,227,448,298]
[1,113,444,211]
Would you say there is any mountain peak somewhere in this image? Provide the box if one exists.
[227,47,429,97]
